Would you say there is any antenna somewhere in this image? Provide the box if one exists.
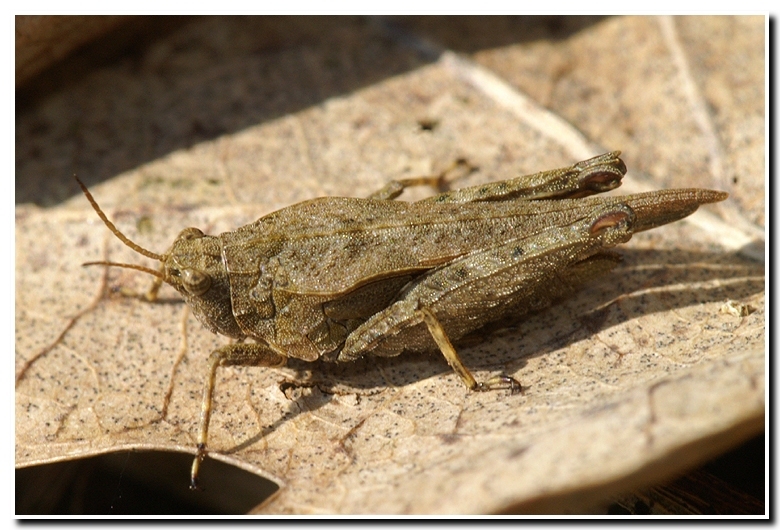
[75,176,166,282]
[75,176,164,262]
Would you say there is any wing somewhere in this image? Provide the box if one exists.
[221,190,726,297]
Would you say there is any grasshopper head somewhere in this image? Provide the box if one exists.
[76,177,245,339]
[161,227,245,339]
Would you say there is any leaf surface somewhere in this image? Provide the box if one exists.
[16,15,764,514]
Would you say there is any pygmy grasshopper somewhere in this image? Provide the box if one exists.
[76,152,727,489]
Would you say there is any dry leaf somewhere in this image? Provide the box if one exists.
[16,16,765,514]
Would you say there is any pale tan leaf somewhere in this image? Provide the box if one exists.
[16,15,765,514]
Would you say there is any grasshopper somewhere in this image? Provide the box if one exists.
[76,152,727,489]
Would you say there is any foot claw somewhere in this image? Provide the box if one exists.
[190,444,208,491]
[475,374,522,394]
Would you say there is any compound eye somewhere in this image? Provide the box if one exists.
[181,268,212,296]
[178,227,205,241]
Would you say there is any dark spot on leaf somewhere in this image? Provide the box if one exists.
[417,118,439,131]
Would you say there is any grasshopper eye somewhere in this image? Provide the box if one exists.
[178,227,205,240]
[182,268,212,296]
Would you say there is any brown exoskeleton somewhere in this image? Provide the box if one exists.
[76,152,727,489]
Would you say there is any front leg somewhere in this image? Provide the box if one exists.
[190,342,287,490]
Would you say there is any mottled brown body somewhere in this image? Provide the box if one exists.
[76,152,727,488]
